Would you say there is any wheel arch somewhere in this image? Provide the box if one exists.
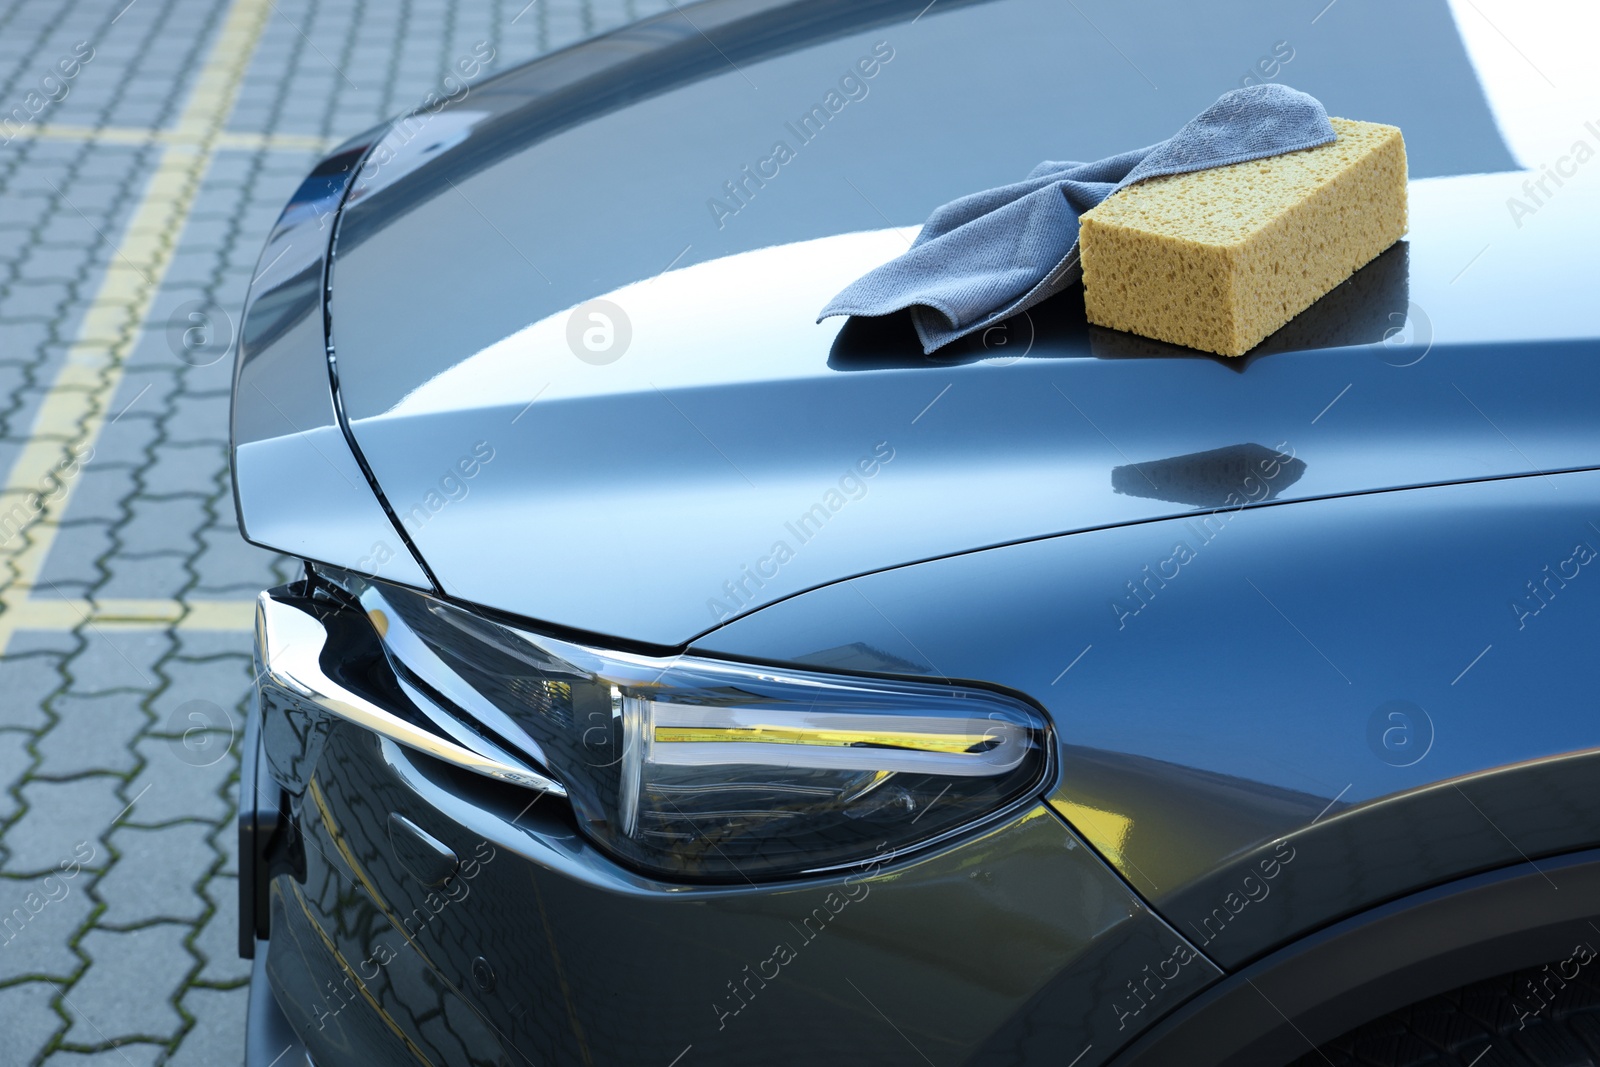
[1103,847,1600,1066]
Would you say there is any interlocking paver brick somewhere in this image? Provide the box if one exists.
[3,630,82,657]
[89,414,160,465]
[214,811,240,880]
[199,153,254,186]
[157,655,250,711]
[91,554,192,601]
[33,693,143,779]
[0,982,62,1067]
[0,653,61,729]
[93,823,215,926]
[169,630,249,661]
[53,181,122,215]
[38,214,114,246]
[99,362,184,417]
[0,870,99,982]
[190,526,285,596]
[2,774,120,874]
[177,353,237,397]
[0,230,34,260]
[17,246,92,283]
[0,320,53,355]
[190,875,250,985]
[57,464,136,525]
[0,192,49,227]
[137,444,226,499]
[188,180,249,216]
[35,521,115,589]
[60,923,191,1044]
[174,217,234,252]
[114,497,208,556]
[161,248,222,289]
[0,280,71,320]
[165,986,248,1067]
[162,394,232,448]
[61,628,171,696]
[0,362,28,397]
[122,736,235,828]
[0,729,32,819]
[68,150,150,184]
[5,173,74,204]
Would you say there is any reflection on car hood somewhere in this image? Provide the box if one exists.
[341,175,1600,646]
[322,0,1600,646]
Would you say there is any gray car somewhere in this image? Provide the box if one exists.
[231,0,1600,1063]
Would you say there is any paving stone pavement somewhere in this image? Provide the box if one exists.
[0,1,672,1063]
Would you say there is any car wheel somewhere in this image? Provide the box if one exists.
[1291,956,1600,1066]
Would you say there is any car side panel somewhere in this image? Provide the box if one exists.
[696,470,1600,968]
[259,717,1220,1067]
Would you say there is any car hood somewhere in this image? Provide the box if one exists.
[321,0,1600,647]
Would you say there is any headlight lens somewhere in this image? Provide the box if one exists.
[334,571,1051,881]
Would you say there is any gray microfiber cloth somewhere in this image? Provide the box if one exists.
[819,84,1337,353]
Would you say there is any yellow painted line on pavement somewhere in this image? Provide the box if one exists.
[7,598,256,631]
[6,123,336,152]
[0,0,275,654]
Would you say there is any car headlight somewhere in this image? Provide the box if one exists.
[327,570,1052,881]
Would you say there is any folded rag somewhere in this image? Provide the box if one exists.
[818,83,1337,354]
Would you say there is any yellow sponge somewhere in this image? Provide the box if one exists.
[1079,118,1407,357]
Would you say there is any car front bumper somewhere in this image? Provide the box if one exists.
[241,581,1218,1066]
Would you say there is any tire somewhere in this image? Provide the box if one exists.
[1290,954,1600,1066]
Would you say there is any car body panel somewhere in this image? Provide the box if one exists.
[229,1,1600,1062]
[297,0,1580,646]
[329,0,1511,420]
[337,294,1600,645]
[698,470,1600,965]
[1105,848,1600,1066]
[264,714,1220,1067]
[229,133,430,588]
